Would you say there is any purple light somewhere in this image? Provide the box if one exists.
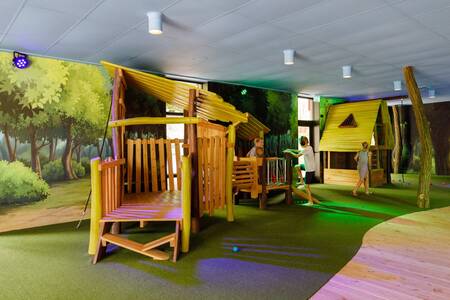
[12,52,30,69]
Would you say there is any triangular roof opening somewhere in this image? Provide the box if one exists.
[339,113,357,128]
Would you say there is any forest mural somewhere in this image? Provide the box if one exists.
[207,82,298,157]
[0,51,111,232]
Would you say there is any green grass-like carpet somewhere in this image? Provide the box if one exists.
[0,179,449,300]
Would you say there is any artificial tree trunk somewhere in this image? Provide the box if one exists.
[403,66,433,208]
[391,105,401,174]
[75,144,82,162]
[3,126,16,161]
[62,122,77,180]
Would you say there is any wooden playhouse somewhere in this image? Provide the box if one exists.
[319,100,394,187]
[88,61,270,263]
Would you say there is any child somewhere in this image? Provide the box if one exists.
[289,136,320,206]
[246,138,264,157]
[352,141,371,196]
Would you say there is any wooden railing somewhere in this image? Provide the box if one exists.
[126,138,184,193]
[198,136,227,215]
[99,158,125,217]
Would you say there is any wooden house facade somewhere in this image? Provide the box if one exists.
[319,100,394,187]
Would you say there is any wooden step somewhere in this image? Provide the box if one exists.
[102,233,170,261]
[142,233,176,251]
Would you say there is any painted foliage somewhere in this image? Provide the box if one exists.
[0,52,111,232]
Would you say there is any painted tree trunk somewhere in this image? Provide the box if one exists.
[49,138,58,161]
[403,66,433,208]
[62,122,77,180]
[29,125,42,177]
[76,144,82,162]
[391,105,401,174]
[3,126,16,161]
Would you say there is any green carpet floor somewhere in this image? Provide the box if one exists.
[0,180,449,300]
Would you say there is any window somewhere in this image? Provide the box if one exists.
[298,97,314,121]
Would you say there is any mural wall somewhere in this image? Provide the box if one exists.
[0,52,111,232]
[207,82,298,157]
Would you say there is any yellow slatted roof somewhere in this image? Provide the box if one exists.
[101,61,247,124]
[237,113,270,140]
[320,100,393,152]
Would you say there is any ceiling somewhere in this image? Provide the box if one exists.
[1,0,450,102]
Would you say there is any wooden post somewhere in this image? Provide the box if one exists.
[392,105,401,174]
[285,155,293,205]
[403,66,433,208]
[187,89,200,233]
[259,158,267,209]
[225,124,236,222]
[88,157,102,255]
[181,156,191,253]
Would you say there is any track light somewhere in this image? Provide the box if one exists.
[147,12,162,35]
[342,65,352,79]
[283,49,295,65]
[393,80,402,91]
[12,51,30,69]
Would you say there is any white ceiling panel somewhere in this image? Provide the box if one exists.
[272,0,387,33]
[0,0,450,100]
[0,1,24,35]
[27,0,100,17]
[2,5,78,52]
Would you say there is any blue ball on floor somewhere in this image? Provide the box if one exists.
[232,246,240,253]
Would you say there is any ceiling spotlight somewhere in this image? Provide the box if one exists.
[147,11,163,35]
[428,88,436,98]
[283,49,295,65]
[12,51,30,69]
[342,65,352,79]
[393,80,402,91]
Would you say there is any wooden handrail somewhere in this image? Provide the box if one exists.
[98,158,126,170]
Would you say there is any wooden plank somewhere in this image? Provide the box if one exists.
[208,137,215,215]
[101,233,170,261]
[141,233,176,251]
[166,140,175,191]
[197,138,204,213]
[158,139,167,191]
[204,138,210,214]
[98,158,126,170]
[127,140,134,193]
[174,139,182,190]
[214,136,220,209]
[142,139,149,193]
[150,138,158,192]
[135,139,142,193]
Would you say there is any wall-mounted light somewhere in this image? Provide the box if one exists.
[342,65,352,79]
[147,11,163,35]
[283,49,295,65]
[428,88,436,98]
[393,80,402,91]
[12,51,30,69]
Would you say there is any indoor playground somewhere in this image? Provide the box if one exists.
[0,2,449,299]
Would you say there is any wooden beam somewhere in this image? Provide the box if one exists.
[392,105,401,174]
[187,89,200,233]
[109,117,200,127]
[403,66,433,208]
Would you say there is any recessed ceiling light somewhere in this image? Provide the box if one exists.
[147,11,163,35]
[283,49,295,65]
[393,80,402,91]
[342,65,352,79]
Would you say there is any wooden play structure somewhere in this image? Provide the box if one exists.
[319,100,394,187]
[88,62,269,262]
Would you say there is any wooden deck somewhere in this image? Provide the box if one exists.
[312,206,450,300]
[101,191,182,222]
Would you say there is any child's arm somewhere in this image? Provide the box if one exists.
[354,152,359,162]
